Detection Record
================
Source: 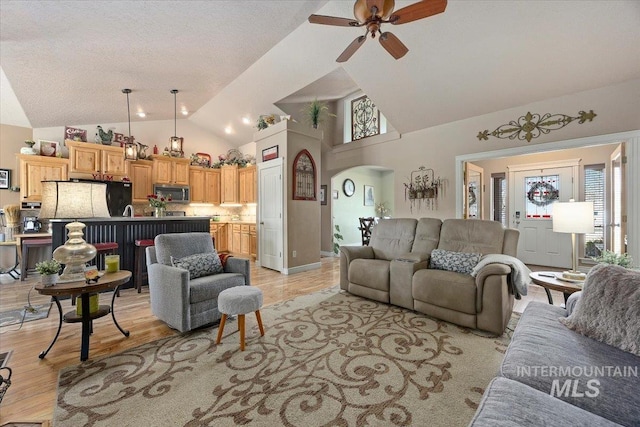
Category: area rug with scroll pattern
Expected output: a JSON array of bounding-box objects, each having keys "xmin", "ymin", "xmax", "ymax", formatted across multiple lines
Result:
[{"xmin": 55, "ymin": 286, "xmax": 517, "ymax": 426}]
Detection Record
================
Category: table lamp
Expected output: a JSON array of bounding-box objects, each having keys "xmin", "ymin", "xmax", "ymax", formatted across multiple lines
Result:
[
  {"xmin": 39, "ymin": 181, "xmax": 111, "ymax": 282},
  {"xmin": 552, "ymin": 199, "xmax": 594, "ymax": 281}
]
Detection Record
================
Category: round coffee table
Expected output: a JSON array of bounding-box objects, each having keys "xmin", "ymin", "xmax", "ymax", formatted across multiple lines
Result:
[{"xmin": 529, "ymin": 271, "xmax": 583, "ymax": 305}]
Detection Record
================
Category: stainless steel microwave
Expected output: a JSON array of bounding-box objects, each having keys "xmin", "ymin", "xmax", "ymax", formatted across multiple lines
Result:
[{"xmin": 153, "ymin": 184, "xmax": 190, "ymax": 203}]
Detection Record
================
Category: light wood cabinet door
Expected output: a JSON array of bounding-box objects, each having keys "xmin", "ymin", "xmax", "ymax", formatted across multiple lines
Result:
[
  {"xmin": 69, "ymin": 143, "xmax": 100, "ymax": 174},
  {"xmin": 129, "ymin": 160, "xmax": 153, "ymax": 203},
  {"xmin": 190, "ymin": 168, "xmax": 205, "ymax": 203},
  {"xmin": 250, "ymin": 225, "xmax": 257, "ymax": 259},
  {"xmin": 174, "ymin": 160, "xmax": 190, "ymax": 185},
  {"xmin": 101, "ymin": 148, "xmax": 127, "ymax": 176},
  {"xmin": 152, "ymin": 156, "xmax": 190, "ymax": 185},
  {"xmin": 221, "ymin": 165, "xmax": 239, "ymax": 204},
  {"xmin": 206, "ymin": 169, "xmax": 221, "ymax": 204},
  {"xmin": 231, "ymin": 224, "xmax": 242, "ymax": 253},
  {"xmin": 217, "ymin": 223, "xmax": 228, "ymax": 252},
  {"xmin": 240, "ymin": 231, "xmax": 250, "ymax": 255},
  {"xmin": 238, "ymin": 166, "xmax": 257, "ymax": 204},
  {"xmin": 18, "ymin": 155, "xmax": 69, "ymax": 202},
  {"xmin": 152, "ymin": 157, "xmax": 173, "ymax": 184}
]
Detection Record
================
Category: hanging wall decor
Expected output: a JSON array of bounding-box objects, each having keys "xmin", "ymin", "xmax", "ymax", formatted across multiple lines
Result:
[
  {"xmin": 403, "ymin": 166, "xmax": 443, "ymax": 212},
  {"xmin": 292, "ymin": 149, "xmax": 317, "ymax": 201},
  {"xmin": 351, "ymin": 95, "xmax": 380, "ymax": 141},
  {"xmin": 477, "ymin": 110, "xmax": 596, "ymax": 143}
]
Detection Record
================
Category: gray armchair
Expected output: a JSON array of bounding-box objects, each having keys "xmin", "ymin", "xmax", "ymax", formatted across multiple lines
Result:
[{"xmin": 146, "ymin": 232, "xmax": 250, "ymax": 332}]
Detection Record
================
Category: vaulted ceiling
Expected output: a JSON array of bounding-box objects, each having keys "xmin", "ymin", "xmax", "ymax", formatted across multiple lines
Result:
[{"xmin": 2, "ymin": 1, "xmax": 639, "ymax": 146}]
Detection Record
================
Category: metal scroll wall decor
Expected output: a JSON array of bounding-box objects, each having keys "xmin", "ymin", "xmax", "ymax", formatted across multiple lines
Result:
[
  {"xmin": 403, "ymin": 166, "xmax": 443, "ymax": 212},
  {"xmin": 477, "ymin": 110, "xmax": 597, "ymax": 143},
  {"xmin": 351, "ymin": 95, "xmax": 380, "ymax": 141},
  {"xmin": 292, "ymin": 149, "xmax": 317, "ymax": 201}
]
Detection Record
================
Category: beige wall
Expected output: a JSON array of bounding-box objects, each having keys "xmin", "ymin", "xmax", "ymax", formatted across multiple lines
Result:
[
  {"xmin": 324, "ymin": 79, "xmax": 640, "ymax": 221},
  {"xmin": 0, "ymin": 124, "xmax": 31, "ymax": 208}
]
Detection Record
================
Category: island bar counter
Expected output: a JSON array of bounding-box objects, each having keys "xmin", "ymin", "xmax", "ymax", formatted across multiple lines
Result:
[{"xmin": 50, "ymin": 217, "xmax": 210, "ymax": 290}]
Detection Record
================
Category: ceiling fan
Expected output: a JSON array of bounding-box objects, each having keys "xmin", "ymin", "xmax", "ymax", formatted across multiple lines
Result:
[{"xmin": 309, "ymin": 0, "xmax": 447, "ymax": 62}]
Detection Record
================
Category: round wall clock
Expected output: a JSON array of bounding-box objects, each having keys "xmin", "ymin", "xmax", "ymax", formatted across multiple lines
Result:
[{"xmin": 343, "ymin": 179, "xmax": 355, "ymax": 197}]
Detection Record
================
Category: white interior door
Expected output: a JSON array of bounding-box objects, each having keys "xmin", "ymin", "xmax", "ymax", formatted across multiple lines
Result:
[
  {"xmin": 258, "ymin": 159, "xmax": 283, "ymax": 272},
  {"xmin": 609, "ymin": 144, "xmax": 626, "ymax": 253},
  {"xmin": 464, "ymin": 162, "xmax": 484, "ymax": 219},
  {"xmin": 509, "ymin": 161, "xmax": 578, "ymax": 267}
]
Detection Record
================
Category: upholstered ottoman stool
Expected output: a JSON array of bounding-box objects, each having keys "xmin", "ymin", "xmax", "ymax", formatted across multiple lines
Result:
[{"xmin": 216, "ymin": 286, "xmax": 265, "ymax": 351}]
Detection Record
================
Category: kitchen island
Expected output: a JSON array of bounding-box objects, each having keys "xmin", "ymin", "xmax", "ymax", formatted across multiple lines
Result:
[{"xmin": 50, "ymin": 217, "xmax": 211, "ymax": 290}]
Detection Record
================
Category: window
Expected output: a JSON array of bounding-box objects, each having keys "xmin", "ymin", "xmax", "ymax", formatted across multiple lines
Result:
[
  {"xmin": 342, "ymin": 92, "xmax": 387, "ymax": 143},
  {"xmin": 491, "ymin": 173, "xmax": 507, "ymax": 226},
  {"xmin": 584, "ymin": 164, "xmax": 605, "ymax": 257}
]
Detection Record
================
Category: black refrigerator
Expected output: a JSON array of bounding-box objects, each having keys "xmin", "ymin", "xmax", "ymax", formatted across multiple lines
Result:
[{"xmin": 73, "ymin": 179, "xmax": 132, "ymax": 217}]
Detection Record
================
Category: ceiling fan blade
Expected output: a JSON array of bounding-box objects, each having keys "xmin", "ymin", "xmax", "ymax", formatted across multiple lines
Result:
[
  {"xmin": 336, "ymin": 35, "xmax": 367, "ymax": 63},
  {"xmin": 309, "ymin": 14, "xmax": 359, "ymax": 27},
  {"xmin": 379, "ymin": 32, "xmax": 409, "ymax": 59},
  {"xmin": 390, "ymin": 0, "xmax": 447, "ymax": 25}
]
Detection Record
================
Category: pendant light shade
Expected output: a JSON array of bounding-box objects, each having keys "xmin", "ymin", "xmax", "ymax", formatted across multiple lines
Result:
[
  {"xmin": 122, "ymin": 88, "xmax": 138, "ymax": 160},
  {"xmin": 170, "ymin": 89, "xmax": 183, "ymax": 155}
]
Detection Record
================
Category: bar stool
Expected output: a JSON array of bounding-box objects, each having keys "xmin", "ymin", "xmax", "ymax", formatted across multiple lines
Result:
[
  {"xmin": 134, "ymin": 239, "xmax": 154, "ymax": 293},
  {"xmin": 21, "ymin": 237, "xmax": 53, "ymax": 281}
]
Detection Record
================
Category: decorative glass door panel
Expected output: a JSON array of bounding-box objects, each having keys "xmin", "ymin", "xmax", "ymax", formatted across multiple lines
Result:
[{"xmin": 524, "ymin": 174, "xmax": 559, "ymax": 219}]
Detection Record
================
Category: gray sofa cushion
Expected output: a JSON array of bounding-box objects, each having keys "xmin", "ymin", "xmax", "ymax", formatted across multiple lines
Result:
[
  {"xmin": 349, "ymin": 258, "xmax": 390, "ymax": 291},
  {"xmin": 429, "ymin": 248, "xmax": 482, "ymax": 274},
  {"xmin": 501, "ymin": 302, "xmax": 640, "ymax": 426},
  {"xmin": 411, "ymin": 217, "xmax": 442, "ymax": 254},
  {"xmin": 155, "ymin": 232, "xmax": 214, "ymax": 266},
  {"xmin": 370, "ymin": 218, "xmax": 417, "ymax": 260},
  {"xmin": 172, "ymin": 251, "xmax": 223, "ymax": 279},
  {"xmin": 560, "ymin": 264, "xmax": 640, "ymax": 356},
  {"xmin": 469, "ymin": 377, "xmax": 621, "ymax": 427},
  {"xmin": 189, "ymin": 273, "xmax": 246, "ymax": 304},
  {"xmin": 413, "ymin": 269, "xmax": 477, "ymax": 314},
  {"xmin": 438, "ymin": 219, "xmax": 505, "ymax": 254}
]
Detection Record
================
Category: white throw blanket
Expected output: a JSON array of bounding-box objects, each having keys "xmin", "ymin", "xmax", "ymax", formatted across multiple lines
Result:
[{"xmin": 471, "ymin": 254, "xmax": 531, "ymax": 298}]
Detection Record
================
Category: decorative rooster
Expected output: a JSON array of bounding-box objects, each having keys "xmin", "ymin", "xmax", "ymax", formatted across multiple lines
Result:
[{"xmin": 96, "ymin": 125, "xmax": 113, "ymax": 144}]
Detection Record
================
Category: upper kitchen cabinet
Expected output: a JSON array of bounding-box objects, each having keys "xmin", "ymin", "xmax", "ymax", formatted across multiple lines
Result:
[
  {"xmin": 220, "ymin": 164, "xmax": 239, "ymax": 204},
  {"xmin": 152, "ymin": 155, "xmax": 190, "ymax": 185},
  {"xmin": 239, "ymin": 165, "xmax": 257, "ymax": 204},
  {"xmin": 17, "ymin": 154, "xmax": 69, "ymax": 202},
  {"xmin": 67, "ymin": 140, "xmax": 127, "ymax": 180},
  {"xmin": 190, "ymin": 166, "xmax": 221, "ymax": 204},
  {"xmin": 129, "ymin": 160, "xmax": 153, "ymax": 203}
]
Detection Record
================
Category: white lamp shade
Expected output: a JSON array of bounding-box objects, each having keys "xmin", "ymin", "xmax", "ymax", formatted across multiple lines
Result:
[
  {"xmin": 40, "ymin": 181, "xmax": 111, "ymax": 219},
  {"xmin": 552, "ymin": 200, "xmax": 594, "ymax": 234}
]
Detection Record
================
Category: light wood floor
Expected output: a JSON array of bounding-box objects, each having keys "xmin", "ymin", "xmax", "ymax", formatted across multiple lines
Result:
[{"xmin": 0, "ymin": 257, "xmax": 565, "ymax": 424}]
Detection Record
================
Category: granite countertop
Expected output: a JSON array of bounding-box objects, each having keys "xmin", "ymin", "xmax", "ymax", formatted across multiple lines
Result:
[{"xmin": 210, "ymin": 220, "xmax": 256, "ymax": 225}]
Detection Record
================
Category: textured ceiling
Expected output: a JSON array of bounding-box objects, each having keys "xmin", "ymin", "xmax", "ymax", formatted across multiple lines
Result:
[{"xmin": 2, "ymin": 1, "xmax": 640, "ymax": 147}]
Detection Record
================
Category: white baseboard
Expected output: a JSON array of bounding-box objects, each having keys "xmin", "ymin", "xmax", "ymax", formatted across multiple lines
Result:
[{"xmin": 282, "ymin": 262, "xmax": 321, "ymax": 275}]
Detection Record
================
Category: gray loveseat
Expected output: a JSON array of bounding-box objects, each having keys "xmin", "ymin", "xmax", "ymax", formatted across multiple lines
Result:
[
  {"xmin": 146, "ymin": 232, "xmax": 250, "ymax": 332},
  {"xmin": 340, "ymin": 218, "xmax": 520, "ymax": 335},
  {"xmin": 470, "ymin": 299, "xmax": 639, "ymax": 426}
]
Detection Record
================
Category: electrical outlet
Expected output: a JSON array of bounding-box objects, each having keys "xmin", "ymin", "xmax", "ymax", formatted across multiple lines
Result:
[{"xmin": 292, "ymin": 250, "xmax": 297, "ymax": 258}]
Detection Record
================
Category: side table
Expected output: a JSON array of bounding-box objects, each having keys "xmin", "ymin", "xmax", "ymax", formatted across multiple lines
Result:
[
  {"xmin": 35, "ymin": 270, "xmax": 132, "ymax": 361},
  {"xmin": 529, "ymin": 271, "xmax": 583, "ymax": 305}
]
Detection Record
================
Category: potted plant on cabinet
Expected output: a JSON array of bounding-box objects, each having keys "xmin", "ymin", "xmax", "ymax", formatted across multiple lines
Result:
[
  {"xmin": 35, "ymin": 259, "xmax": 61, "ymax": 287},
  {"xmin": 303, "ymin": 98, "xmax": 335, "ymax": 129}
]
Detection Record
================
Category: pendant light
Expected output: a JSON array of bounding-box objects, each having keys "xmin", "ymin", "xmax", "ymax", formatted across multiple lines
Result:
[
  {"xmin": 169, "ymin": 89, "xmax": 183, "ymax": 155},
  {"xmin": 122, "ymin": 88, "xmax": 138, "ymax": 160}
]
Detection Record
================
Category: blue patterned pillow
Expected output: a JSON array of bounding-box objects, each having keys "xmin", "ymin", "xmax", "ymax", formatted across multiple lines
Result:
[
  {"xmin": 171, "ymin": 251, "xmax": 223, "ymax": 279},
  {"xmin": 429, "ymin": 249, "xmax": 482, "ymax": 275}
]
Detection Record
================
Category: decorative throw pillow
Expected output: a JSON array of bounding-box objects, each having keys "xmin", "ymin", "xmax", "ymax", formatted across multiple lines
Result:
[
  {"xmin": 171, "ymin": 251, "xmax": 223, "ymax": 279},
  {"xmin": 429, "ymin": 248, "xmax": 482, "ymax": 275},
  {"xmin": 559, "ymin": 263, "xmax": 640, "ymax": 356}
]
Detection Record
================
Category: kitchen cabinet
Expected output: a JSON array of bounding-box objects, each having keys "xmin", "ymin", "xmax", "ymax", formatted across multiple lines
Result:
[
  {"xmin": 220, "ymin": 165, "xmax": 239, "ymax": 204},
  {"xmin": 190, "ymin": 167, "xmax": 220, "ymax": 204},
  {"xmin": 152, "ymin": 155, "xmax": 190, "ymax": 185},
  {"xmin": 239, "ymin": 165, "xmax": 257, "ymax": 204},
  {"xmin": 67, "ymin": 140, "xmax": 127, "ymax": 180},
  {"xmin": 250, "ymin": 225, "xmax": 257, "ymax": 259},
  {"xmin": 227, "ymin": 222, "xmax": 255, "ymax": 257},
  {"xmin": 17, "ymin": 155, "xmax": 69, "ymax": 202},
  {"xmin": 209, "ymin": 222, "xmax": 228, "ymax": 252},
  {"xmin": 129, "ymin": 160, "xmax": 153, "ymax": 203}
]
